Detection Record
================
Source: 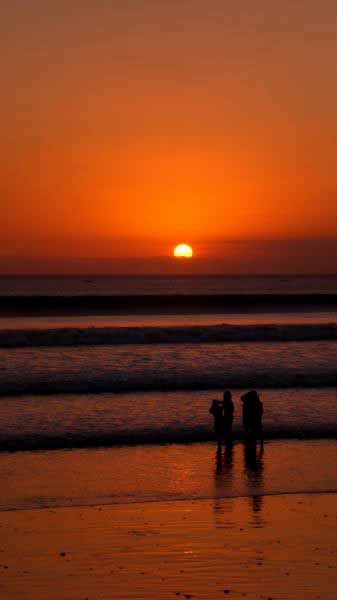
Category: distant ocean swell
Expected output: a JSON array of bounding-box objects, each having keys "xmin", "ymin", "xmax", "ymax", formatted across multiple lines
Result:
[
  {"xmin": 2, "ymin": 323, "xmax": 337, "ymax": 348},
  {"xmin": 1, "ymin": 293, "xmax": 337, "ymax": 315}
]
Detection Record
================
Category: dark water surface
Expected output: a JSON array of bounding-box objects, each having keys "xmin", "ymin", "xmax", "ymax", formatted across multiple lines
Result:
[
  {"xmin": 0, "ymin": 388, "xmax": 336, "ymax": 451},
  {"xmin": 1, "ymin": 274, "xmax": 337, "ymax": 296},
  {"xmin": 1, "ymin": 341, "xmax": 336, "ymax": 397}
]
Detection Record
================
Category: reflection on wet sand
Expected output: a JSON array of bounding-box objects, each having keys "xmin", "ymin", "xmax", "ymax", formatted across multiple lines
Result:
[
  {"xmin": 243, "ymin": 441, "xmax": 265, "ymax": 525},
  {"xmin": 213, "ymin": 440, "xmax": 265, "ymax": 526},
  {"xmin": 214, "ymin": 442, "xmax": 234, "ymax": 485},
  {"xmin": 213, "ymin": 442, "xmax": 235, "ymax": 521}
]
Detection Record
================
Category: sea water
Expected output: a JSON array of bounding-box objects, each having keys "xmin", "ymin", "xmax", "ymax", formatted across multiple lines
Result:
[{"xmin": 0, "ymin": 275, "xmax": 336, "ymax": 509}]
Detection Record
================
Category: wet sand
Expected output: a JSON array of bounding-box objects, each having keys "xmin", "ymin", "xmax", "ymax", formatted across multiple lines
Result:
[
  {"xmin": 1, "ymin": 440, "xmax": 337, "ymax": 510},
  {"xmin": 1, "ymin": 492, "xmax": 337, "ymax": 599}
]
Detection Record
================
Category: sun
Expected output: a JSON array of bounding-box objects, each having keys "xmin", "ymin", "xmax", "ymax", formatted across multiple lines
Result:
[{"xmin": 173, "ymin": 243, "xmax": 193, "ymax": 258}]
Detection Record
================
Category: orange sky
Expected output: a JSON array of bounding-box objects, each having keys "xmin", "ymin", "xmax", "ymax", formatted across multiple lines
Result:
[{"xmin": 1, "ymin": 1, "xmax": 337, "ymax": 273}]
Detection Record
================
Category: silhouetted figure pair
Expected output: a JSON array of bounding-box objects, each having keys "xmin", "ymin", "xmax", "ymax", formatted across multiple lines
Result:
[
  {"xmin": 209, "ymin": 390, "xmax": 234, "ymax": 447},
  {"xmin": 241, "ymin": 390, "xmax": 263, "ymax": 443},
  {"xmin": 210, "ymin": 389, "xmax": 264, "ymax": 445}
]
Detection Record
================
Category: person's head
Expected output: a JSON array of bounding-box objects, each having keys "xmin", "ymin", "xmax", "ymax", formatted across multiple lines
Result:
[
  {"xmin": 223, "ymin": 390, "xmax": 232, "ymax": 403},
  {"xmin": 241, "ymin": 390, "xmax": 257, "ymax": 403}
]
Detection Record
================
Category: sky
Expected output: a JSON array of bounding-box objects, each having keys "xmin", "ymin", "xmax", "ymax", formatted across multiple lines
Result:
[{"xmin": 1, "ymin": 0, "xmax": 337, "ymax": 273}]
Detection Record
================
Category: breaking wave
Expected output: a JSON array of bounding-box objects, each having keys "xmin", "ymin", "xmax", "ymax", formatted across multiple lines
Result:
[{"xmin": 1, "ymin": 371, "xmax": 337, "ymax": 397}]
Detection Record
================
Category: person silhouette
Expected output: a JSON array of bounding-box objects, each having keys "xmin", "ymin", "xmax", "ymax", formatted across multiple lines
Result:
[
  {"xmin": 241, "ymin": 390, "xmax": 263, "ymax": 443},
  {"xmin": 222, "ymin": 390, "xmax": 234, "ymax": 443},
  {"xmin": 210, "ymin": 391, "xmax": 235, "ymax": 447},
  {"xmin": 209, "ymin": 399, "xmax": 224, "ymax": 447}
]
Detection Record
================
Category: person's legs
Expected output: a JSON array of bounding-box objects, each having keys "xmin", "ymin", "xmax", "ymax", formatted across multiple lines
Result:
[
  {"xmin": 224, "ymin": 419, "xmax": 233, "ymax": 446},
  {"xmin": 214, "ymin": 423, "xmax": 223, "ymax": 448},
  {"xmin": 253, "ymin": 418, "xmax": 263, "ymax": 444}
]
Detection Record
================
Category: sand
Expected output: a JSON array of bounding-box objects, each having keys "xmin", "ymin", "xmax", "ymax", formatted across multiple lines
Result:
[
  {"xmin": 2, "ymin": 440, "xmax": 337, "ymax": 511},
  {"xmin": 1, "ymin": 492, "xmax": 336, "ymax": 600}
]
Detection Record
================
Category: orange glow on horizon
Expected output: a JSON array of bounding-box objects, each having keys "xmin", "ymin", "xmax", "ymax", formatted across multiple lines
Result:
[{"xmin": 1, "ymin": 1, "xmax": 337, "ymax": 273}]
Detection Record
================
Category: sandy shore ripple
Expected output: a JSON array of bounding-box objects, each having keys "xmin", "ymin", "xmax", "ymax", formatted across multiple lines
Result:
[{"xmin": 1, "ymin": 493, "xmax": 337, "ymax": 599}]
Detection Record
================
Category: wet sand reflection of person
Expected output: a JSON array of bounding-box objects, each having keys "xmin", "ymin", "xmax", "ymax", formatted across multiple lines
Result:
[
  {"xmin": 213, "ymin": 441, "xmax": 235, "ymax": 523},
  {"xmin": 243, "ymin": 439, "xmax": 265, "ymax": 523},
  {"xmin": 210, "ymin": 391, "xmax": 235, "ymax": 509},
  {"xmin": 240, "ymin": 389, "xmax": 264, "ymax": 517},
  {"xmin": 215, "ymin": 438, "xmax": 234, "ymax": 476}
]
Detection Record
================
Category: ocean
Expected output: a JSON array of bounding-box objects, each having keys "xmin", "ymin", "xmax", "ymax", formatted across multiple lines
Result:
[
  {"xmin": 2, "ymin": 273, "xmax": 337, "ymax": 296},
  {"xmin": 0, "ymin": 274, "xmax": 337, "ymax": 510}
]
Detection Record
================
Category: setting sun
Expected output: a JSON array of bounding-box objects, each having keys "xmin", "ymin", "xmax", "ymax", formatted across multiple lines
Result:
[{"xmin": 173, "ymin": 243, "xmax": 193, "ymax": 258}]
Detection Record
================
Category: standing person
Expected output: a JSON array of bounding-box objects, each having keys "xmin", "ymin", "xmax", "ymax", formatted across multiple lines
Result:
[
  {"xmin": 209, "ymin": 399, "xmax": 225, "ymax": 447},
  {"xmin": 254, "ymin": 391, "xmax": 264, "ymax": 444},
  {"xmin": 241, "ymin": 391, "xmax": 252, "ymax": 437},
  {"xmin": 222, "ymin": 390, "xmax": 234, "ymax": 443},
  {"xmin": 241, "ymin": 390, "xmax": 263, "ymax": 442}
]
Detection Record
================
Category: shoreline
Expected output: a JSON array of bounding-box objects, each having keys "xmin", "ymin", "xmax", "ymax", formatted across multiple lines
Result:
[
  {"xmin": 2, "ymin": 439, "xmax": 337, "ymax": 512},
  {"xmin": 2, "ymin": 487, "xmax": 337, "ymax": 514},
  {"xmin": 1, "ymin": 430, "xmax": 337, "ymax": 453}
]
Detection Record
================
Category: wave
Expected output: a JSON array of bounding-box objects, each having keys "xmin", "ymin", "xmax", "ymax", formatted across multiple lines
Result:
[
  {"xmin": 1, "ymin": 426, "xmax": 337, "ymax": 452},
  {"xmin": 2, "ymin": 323, "xmax": 337, "ymax": 348},
  {"xmin": 1, "ymin": 372, "xmax": 337, "ymax": 397}
]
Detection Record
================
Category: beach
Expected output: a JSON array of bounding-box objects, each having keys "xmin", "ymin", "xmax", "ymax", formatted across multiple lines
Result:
[
  {"xmin": 1, "ymin": 440, "xmax": 337, "ymax": 510},
  {"xmin": 1, "ymin": 440, "xmax": 337, "ymax": 598},
  {"xmin": 3, "ymin": 0, "xmax": 337, "ymax": 589},
  {"xmin": 1, "ymin": 492, "xmax": 337, "ymax": 600},
  {"xmin": 0, "ymin": 275, "xmax": 336, "ymax": 598}
]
